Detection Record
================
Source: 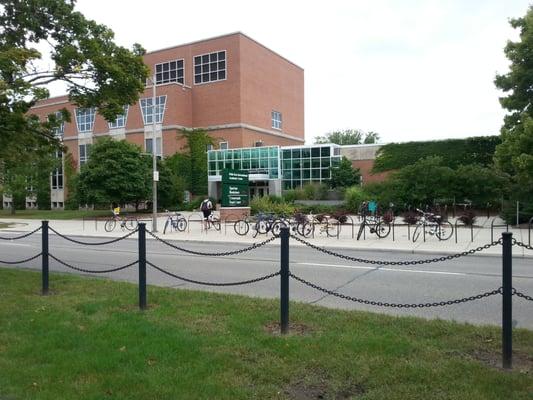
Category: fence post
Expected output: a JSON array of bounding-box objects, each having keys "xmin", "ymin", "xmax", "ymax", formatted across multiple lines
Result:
[
  {"xmin": 502, "ymin": 232, "xmax": 513, "ymax": 369},
  {"xmin": 280, "ymin": 226, "xmax": 290, "ymax": 334},
  {"xmin": 41, "ymin": 220, "xmax": 49, "ymax": 295},
  {"xmin": 138, "ymin": 223, "xmax": 147, "ymax": 310}
]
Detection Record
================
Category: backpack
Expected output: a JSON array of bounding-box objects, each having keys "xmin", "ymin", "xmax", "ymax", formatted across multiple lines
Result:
[{"xmin": 201, "ymin": 199, "xmax": 211, "ymax": 211}]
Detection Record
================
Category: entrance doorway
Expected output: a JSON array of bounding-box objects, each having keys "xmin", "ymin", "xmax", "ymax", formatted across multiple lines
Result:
[{"xmin": 249, "ymin": 181, "xmax": 269, "ymax": 198}]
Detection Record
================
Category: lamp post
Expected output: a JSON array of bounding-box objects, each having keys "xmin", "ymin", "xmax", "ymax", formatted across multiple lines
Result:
[{"xmin": 151, "ymin": 74, "xmax": 159, "ymax": 232}]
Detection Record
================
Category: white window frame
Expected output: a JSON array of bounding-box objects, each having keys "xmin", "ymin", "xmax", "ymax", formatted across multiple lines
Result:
[
  {"xmin": 219, "ymin": 141, "xmax": 229, "ymax": 150},
  {"xmin": 75, "ymin": 108, "xmax": 96, "ymax": 133},
  {"xmin": 79, "ymin": 144, "xmax": 91, "ymax": 166},
  {"xmin": 272, "ymin": 111, "xmax": 282, "ymax": 130},
  {"xmin": 193, "ymin": 50, "xmax": 227, "ymax": 85},
  {"xmin": 155, "ymin": 59, "xmax": 185, "ymax": 85},
  {"xmin": 51, "ymin": 150, "xmax": 63, "ymax": 189},
  {"xmin": 51, "ymin": 111, "xmax": 64, "ymax": 138},
  {"xmin": 140, "ymin": 96, "xmax": 167, "ymax": 125},
  {"xmin": 145, "ymin": 137, "xmax": 162, "ymax": 157},
  {"xmin": 108, "ymin": 106, "xmax": 129, "ymax": 129}
]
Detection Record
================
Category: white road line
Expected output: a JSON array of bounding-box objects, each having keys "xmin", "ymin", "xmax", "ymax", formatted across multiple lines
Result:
[
  {"xmin": 0, "ymin": 242, "xmax": 32, "ymax": 247},
  {"xmin": 297, "ymin": 262, "xmax": 467, "ymax": 276}
]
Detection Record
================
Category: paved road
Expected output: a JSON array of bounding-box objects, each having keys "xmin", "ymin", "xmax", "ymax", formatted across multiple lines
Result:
[{"xmin": 1, "ymin": 232, "xmax": 532, "ymax": 328}]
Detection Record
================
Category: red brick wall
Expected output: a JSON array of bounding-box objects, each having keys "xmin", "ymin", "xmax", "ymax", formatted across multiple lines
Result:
[{"xmin": 351, "ymin": 160, "xmax": 390, "ymax": 184}]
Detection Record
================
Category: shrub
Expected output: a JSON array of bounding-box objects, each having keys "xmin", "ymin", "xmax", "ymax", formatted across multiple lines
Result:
[
  {"xmin": 250, "ymin": 196, "xmax": 295, "ymax": 216},
  {"xmin": 402, "ymin": 211, "xmax": 419, "ymax": 225},
  {"xmin": 344, "ymin": 186, "xmax": 367, "ymax": 213},
  {"xmin": 300, "ymin": 182, "xmax": 329, "ymax": 200},
  {"xmin": 295, "ymin": 204, "xmax": 339, "ymax": 215},
  {"xmin": 458, "ymin": 210, "xmax": 477, "ymax": 226}
]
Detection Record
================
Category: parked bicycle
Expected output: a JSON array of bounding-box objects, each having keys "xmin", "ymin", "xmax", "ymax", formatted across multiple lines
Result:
[
  {"xmin": 104, "ymin": 207, "xmax": 138, "ymax": 232},
  {"xmin": 252, "ymin": 212, "xmax": 283, "ymax": 238},
  {"xmin": 297, "ymin": 213, "xmax": 340, "ymax": 238},
  {"xmin": 205, "ymin": 213, "xmax": 221, "ymax": 231},
  {"xmin": 163, "ymin": 211, "xmax": 187, "ymax": 234},
  {"xmin": 412, "ymin": 208, "xmax": 453, "ymax": 242},
  {"xmin": 357, "ymin": 214, "xmax": 391, "ymax": 240}
]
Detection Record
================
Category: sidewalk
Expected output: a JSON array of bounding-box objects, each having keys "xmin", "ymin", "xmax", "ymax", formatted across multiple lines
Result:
[{"xmin": 1, "ymin": 213, "xmax": 531, "ymax": 258}]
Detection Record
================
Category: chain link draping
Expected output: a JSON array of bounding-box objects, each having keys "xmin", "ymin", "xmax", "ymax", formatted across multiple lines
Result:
[
  {"xmin": 513, "ymin": 288, "xmax": 533, "ymax": 302},
  {"xmin": 49, "ymin": 226, "xmax": 138, "ymax": 245},
  {"xmin": 0, "ymin": 226, "xmax": 42, "ymax": 241},
  {"xmin": 147, "ymin": 231, "xmax": 277, "ymax": 256},
  {"xmin": 147, "ymin": 260, "xmax": 280, "ymax": 286},
  {"xmin": 513, "ymin": 239, "xmax": 533, "ymax": 251},
  {"xmin": 0, "ymin": 253, "xmax": 42, "ymax": 265},
  {"xmin": 290, "ymin": 272, "xmax": 502, "ymax": 308},
  {"xmin": 290, "ymin": 234, "xmax": 501, "ymax": 265},
  {"xmin": 49, "ymin": 253, "xmax": 137, "ymax": 274}
]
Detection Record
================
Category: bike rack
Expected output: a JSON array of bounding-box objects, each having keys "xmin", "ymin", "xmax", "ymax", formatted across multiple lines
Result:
[
  {"xmin": 391, "ymin": 219, "xmax": 395, "ymax": 241},
  {"xmin": 490, "ymin": 217, "xmax": 509, "ymax": 243},
  {"xmin": 223, "ymin": 213, "xmax": 246, "ymax": 235},
  {"xmin": 407, "ymin": 223, "xmax": 410, "ymax": 241},
  {"xmin": 344, "ymin": 215, "xmax": 355, "ymax": 239},
  {"xmin": 187, "ymin": 213, "xmax": 204, "ymax": 233},
  {"xmin": 529, "ymin": 217, "xmax": 533, "ymax": 246}
]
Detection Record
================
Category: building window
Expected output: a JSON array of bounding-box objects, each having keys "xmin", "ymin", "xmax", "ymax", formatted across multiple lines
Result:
[
  {"xmin": 109, "ymin": 106, "xmax": 129, "ymax": 129},
  {"xmin": 52, "ymin": 151, "xmax": 63, "ymax": 189},
  {"xmin": 79, "ymin": 144, "xmax": 91, "ymax": 166},
  {"xmin": 194, "ymin": 50, "xmax": 226, "ymax": 84},
  {"xmin": 155, "ymin": 59, "xmax": 184, "ymax": 85},
  {"xmin": 272, "ymin": 111, "xmax": 282, "ymax": 130},
  {"xmin": 140, "ymin": 96, "xmax": 166, "ymax": 125},
  {"xmin": 206, "ymin": 144, "xmax": 213, "ymax": 151},
  {"xmin": 145, "ymin": 137, "xmax": 162, "ymax": 156},
  {"xmin": 52, "ymin": 111, "xmax": 64, "ymax": 138},
  {"xmin": 75, "ymin": 108, "xmax": 96, "ymax": 133},
  {"xmin": 219, "ymin": 141, "xmax": 228, "ymax": 150}
]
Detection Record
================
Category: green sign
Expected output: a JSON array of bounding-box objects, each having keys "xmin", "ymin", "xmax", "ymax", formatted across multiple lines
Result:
[{"xmin": 222, "ymin": 169, "xmax": 249, "ymax": 207}]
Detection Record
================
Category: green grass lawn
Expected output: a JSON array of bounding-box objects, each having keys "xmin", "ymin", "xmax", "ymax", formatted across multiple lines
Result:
[
  {"xmin": 0, "ymin": 268, "xmax": 531, "ymax": 400},
  {"xmin": 0, "ymin": 209, "xmax": 112, "ymax": 220}
]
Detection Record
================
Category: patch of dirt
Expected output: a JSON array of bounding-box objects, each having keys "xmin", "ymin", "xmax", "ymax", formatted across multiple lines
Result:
[
  {"xmin": 469, "ymin": 349, "xmax": 533, "ymax": 373},
  {"xmin": 284, "ymin": 371, "xmax": 366, "ymax": 400},
  {"xmin": 264, "ymin": 321, "xmax": 314, "ymax": 336}
]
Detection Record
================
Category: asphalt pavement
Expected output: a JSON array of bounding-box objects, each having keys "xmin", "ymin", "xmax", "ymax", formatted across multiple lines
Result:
[{"xmin": 0, "ymin": 231, "xmax": 532, "ymax": 329}]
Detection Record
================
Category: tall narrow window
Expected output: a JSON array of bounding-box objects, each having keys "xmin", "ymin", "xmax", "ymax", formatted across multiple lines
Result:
[
  {"xmin": 52, "ymin": 111, "xmax": 64, "ymax": 138},
  {"xmin": 145, "ymin": 137, "xmax": 162, "ymax": 156},
  {"xmin": 75, "ymin": 108, "xmax": 96, "ymax": 133},
  {"xmin": 194, "ymin": 50, "xmax": 226, "ymax": 84},
  {"xmin": 140, "ymin": 96, "xmax": 167, "ymax": 125},
  {"xmin": 108, "ymin": 106, "xmax": 129, "ymax": 129},
  {"xmin": 79, "ymin": 144, "xmax": 91, "ymax": 166},
  {"xmin": 52, "ymin": 150, "xmax": 63, "ymax": 189},
  {"xmin": 155, "ymin": 59, "xmax": 184, "ymax": 85},
  {"xmin": 272, "ymin": 111, "xmax": 282, "ymax": 130}
]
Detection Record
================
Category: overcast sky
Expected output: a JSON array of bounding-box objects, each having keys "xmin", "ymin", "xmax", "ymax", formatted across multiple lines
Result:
[{"xmin": 51, "ymin": 0, "xmax": 530, "ymax": 144}]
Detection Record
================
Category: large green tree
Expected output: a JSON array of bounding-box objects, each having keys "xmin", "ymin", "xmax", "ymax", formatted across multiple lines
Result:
[
  {"xmin": 329, "ymin": 157, "xmax": 361, "ymax": 188},
  {"xmin": 76, "ymin": 138, "xmax": 151, "ymax": 207},
  {"xmin": 315, "ymin": 129, "xmax": 380, "ymax": 145},
  {"xmin": 494, "ymin": 6, "xmax": 533, "ymax": 220},
  {"xmin": 0, "ymin": 0, "xmax": 149, "ymax": 164}
]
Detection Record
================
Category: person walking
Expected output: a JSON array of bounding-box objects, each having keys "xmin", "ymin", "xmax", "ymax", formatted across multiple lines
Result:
[{"xmin": 200, "ymin": 198, "xmax": 213, "ymax": 230}]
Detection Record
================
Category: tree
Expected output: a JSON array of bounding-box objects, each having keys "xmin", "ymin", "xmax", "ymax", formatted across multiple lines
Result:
[
  {"xmin": 329, "ymin": 157, "xmax": 361, "ymax": 188},
  {"xmin": 494, "ymin": 6, "xmax": 533, "ymax": 219},
  {"xmin": 314, "ymin": 129, "xmax": 380, "ymax": 145},
  {"xmin": 76, "ymin": 138, "xmax": 150, "ymax": 207},
  {"xmin": 0, "ymin": 0, "xmax": 149, "ymax": 163}
]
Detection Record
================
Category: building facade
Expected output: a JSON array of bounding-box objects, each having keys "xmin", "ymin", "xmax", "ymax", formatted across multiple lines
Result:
[{"xmin": 14, "ymin": 32, "xmax": 304, "ymax": 209}]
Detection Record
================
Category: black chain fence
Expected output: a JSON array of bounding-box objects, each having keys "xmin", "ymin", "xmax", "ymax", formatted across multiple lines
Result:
[
  {"xmin": 514, "ymin": 289, "xmax": 533, "ymax": 302},
  {"xmin": 0, "ymin": 253, "xmax": 43, "ymax": 265},
  {"xmin": 147, "ymin": 231, "xmax": 277, "ymax": 257},
  {"xmin": 147, "ymin": 260, "xmax": 280, "ymax": 286},
  {"xmin": 290, "ymin": 272, "xmax": 502, "ymax": 308},
  {"xmin": 513, "ymin": 239, "xmax": 533, "ymax": 251},
  {"xmin": 49, "ymin": 226, "xmax": 138, "ymax": 246},
  {"xmin": 290, "ymin": 234, "xmax": 501, "ymax": 265},
  {"xmin": 49, "ymin": 254, "xmax": 138, "ymax": 274},
  {"xmin": 0, "ymin": 226, "xmax": 42, "ymax": 241}
]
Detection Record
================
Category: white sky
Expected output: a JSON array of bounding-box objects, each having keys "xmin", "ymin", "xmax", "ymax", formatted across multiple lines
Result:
[{"xmin": 49, "ymin": 0, "xmax": 530, "ymax": 144}]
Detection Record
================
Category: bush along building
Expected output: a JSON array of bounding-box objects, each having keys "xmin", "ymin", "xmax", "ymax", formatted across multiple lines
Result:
[{"xmin": 10, "ymin": 32, "xmax": 305, "ymax": 209}]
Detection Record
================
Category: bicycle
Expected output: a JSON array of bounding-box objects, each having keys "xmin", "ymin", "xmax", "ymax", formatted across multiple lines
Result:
[
  {"xmin": 234, "ymin": 218, "xmax": 250, "ymax": 236},
  {"xmin": 412, "ymin": 208, "xmax": 453, "ymax": 242},
  {"xmin": 297, "ymin": 213, "xmax": 340, "ymax": 238},
  {"xmin": 104, "ymin": 210, "xmax": 138, "ymax": 232},
  {"xmin": 163, "ymin": 211, "xmax": 187, "ymax": 234},
  {"xmin": 252, "ymin": 212, "xmax": 283, "ymax": 238},
  {"xmin": 356, "ymin": 214, "xmax": 391, "ymax": 240},
  {"xmin": 204, "ymin": 213, "xmax": 221, "ymax": 231}
]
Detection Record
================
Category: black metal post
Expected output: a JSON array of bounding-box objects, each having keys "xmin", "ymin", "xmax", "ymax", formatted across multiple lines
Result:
[
  {"xmin": 502, "ymin": 232, "xmax": 513, "ymax": 369},
  {"xmin": 41, "ymin": 220, "xmax": 49, "ymax": 295},
  {"xmin": 138, "ymin": 223, "xmax": 147, "ymax": 310},
  {"xmin": 280, "ymin": 226, "xmax": 290, "ymax": 334}
]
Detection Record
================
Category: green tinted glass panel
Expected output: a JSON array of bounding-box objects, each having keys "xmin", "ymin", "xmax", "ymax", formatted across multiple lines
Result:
[
  {"xmin": 260, "ymin": 148, "xmax": 268, "ymax": 158},
  {"xmin": 292, "ymin": 149, "xmax": 301, "ymax": 158},
  {"xmin": 302, "ymin": 148, "xmax": 311, "ymax": 158},
  {"xmin": 251, "ymin": 159, "xmax": 259, "ymax": 169},
  {"xmin": 269, "ymin": 147, "xmax": 278, "ymax": 157},
  {"xmin": 282, "ymin": 160, "xmax": 291, "ymax": 170},
  {"xmin": 283, "ymin": 171, "xmax": 291, "ymax": 179},
  {"xmin": 282, "ymin": 150, "xmax": 291, "ymax": 159},
  {"xmin": 321, "ymin": 158, "xmax": 330, "ymax": 167},
  {"xmin": 321, "ymin": 168, "xmax": 329, "ymax": 178},
  {"xmin": 250, "ymin": 149, "xmax": 260, "ymax": 158},
  {"xmin": 312, "ymin": 159, "xmax": 321, "ymax": 168},
  {"xmin": 312, "ymin": 169, "xmax": 320, "ymax": 178},
  {"xmin": 311, "ymin": 147, "xmax": 320, "ymax": 157},
  {"xmin": 303, "ymin": 159, "xmax": 310, "ymax": 168},
  {"xmin": 283, "ymin": 181, "xmax": 291, "ymax": 190},
  {"xmin": 293, "ymin": 170, "xmax": 301, "ymax": 179},
  {"xmin": 242, "ymin": 149, "xmax": 250, "ymax": 158},
  {"xmin": 271, "ymin": 158, "xmax": 278, "ymax": 168},
  {"xmin": 260, "ymin": 159, "xmax": 268, "ymax": 169},
  {"xmin": 270, "ymin": 170, "xmax": 278, "ymax": 178},
  {"xmin": 303, "ymin": 169, "xmax": 310, "ymax": 179},
  {"xmin": 321, "ymin": 147, "xmax": 330, "ymax": 157},
  {"xmin": 208, "ymin": 152, "xmax": 215, "ymax": 161},
  {"xmin": 242, "ymin": 160, "xmax": 250, "ymax": 169}
]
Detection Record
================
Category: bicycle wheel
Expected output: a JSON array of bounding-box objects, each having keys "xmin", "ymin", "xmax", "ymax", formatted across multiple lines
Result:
[
  {"xmin": 436, "ymin": 221, "xmax": 453, "ymax": 241},
  {"xmin": 326, "ymin": 220, "xmax": 340, "ymax": 237},
  {"xmin": 163, "ymin": 219, "xmax": 170, "ymax": 234},
  {"xmin": 300, "ymin": 222, "xmax": 314, "ymax": 238},
  {"xmin": 257, "ymin": 220, "xmax": 268, "ymax": 234},
  {"xmin": 211, "ymin": 216, "xmax": 221, "ymax": 231},
  {"xmin": 356, "ymin": 222, "xmax": 365, "ymax": 240},
  {"xmin": 125, "ymin": 216, "xmax": 138, "ymax": 231},
  {"xmin": 234, "ymin": 219, "xmax": 249, "ymax": 236},
  {"xmin": 271, "ymin": 220, "xmax": 285, "ymax": 237},
  {"xmin": 375, "ymin": 221, "xmax": 391, "ymax": 238},
  {"xmin": 104, "ymin": 219, "xmax": 116, "ymax": 232},
  {"xmin": 412, "ymin": 224, "xmax": 421, "ymax": 242},
  {"xmin": 177, "ymin": 218, "xmax": 187, "ymax": 232}
]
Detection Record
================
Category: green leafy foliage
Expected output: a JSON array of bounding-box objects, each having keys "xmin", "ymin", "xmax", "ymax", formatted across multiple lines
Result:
[
  {"xmin": 314, "ymin": 129, "xmax": 380, "ymax": 145},
  {"xmin": 329, "ymin": 157, "xmax": 361, "ymax": 188},
  {"xmin": 176, "ymin": 129, "xmax": 213, "ymax": 196},
  {"xmin": 372, "ymin": 136, "xmax": 501, "ymax": 173},
  {"xmin": 76, "ymin": 138, "xmax": 150, "ymax": 207},
  {"xmin": 250, "ymin": 196, "xmax": 295, "ymax": 216},
  {"xmin": 344, "ymin": 186, "xmax": 367, "ymax": 213}
]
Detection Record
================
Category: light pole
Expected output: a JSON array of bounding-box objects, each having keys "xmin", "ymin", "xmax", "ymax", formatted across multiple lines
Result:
[{"xmin": 151, "ymin": 74, "xmax": 159, "ymax": 232}]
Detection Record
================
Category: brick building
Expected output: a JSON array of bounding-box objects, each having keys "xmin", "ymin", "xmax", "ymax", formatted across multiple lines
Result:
[{"xmin": 14, "ymin": 32, "xmax": 304, "ymax": 209}]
